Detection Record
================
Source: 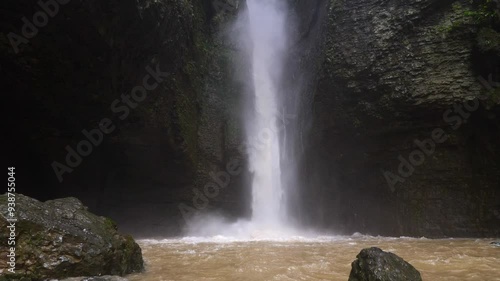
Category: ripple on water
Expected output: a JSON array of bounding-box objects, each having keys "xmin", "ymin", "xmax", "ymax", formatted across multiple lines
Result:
[{"xmin": 129, "ymin": 237, "xmax": 500, "ymax": 281}]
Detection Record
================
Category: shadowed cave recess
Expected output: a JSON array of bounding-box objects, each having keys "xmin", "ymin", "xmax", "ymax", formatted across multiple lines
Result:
[{"xmin": 2, "ymin": 0, "xmax": 499, "ymax": 238}]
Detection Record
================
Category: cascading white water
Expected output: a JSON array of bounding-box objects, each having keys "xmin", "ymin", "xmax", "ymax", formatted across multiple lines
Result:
[
  {"xmin": 184, "ymin": 0, "xmax": 297, "ymax": 238},
  {"xmin": 246, "ymin": 0, "xmax": 288, "ymax": 229}
]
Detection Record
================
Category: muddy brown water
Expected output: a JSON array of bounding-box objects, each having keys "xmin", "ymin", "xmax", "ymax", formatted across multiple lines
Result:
[{"xmin": 128, "ymin": 237, "xmax": 500, "ymax": 281}]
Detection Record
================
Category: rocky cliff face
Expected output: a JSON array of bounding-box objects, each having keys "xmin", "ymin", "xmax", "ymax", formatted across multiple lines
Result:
[
  {"xmin": 290, "ymin": 0, "xmax": 500, "ymax": 237},
  {"xmin": 2, "ymin": 0, "xmax": 249, "ymax": 236},
  {"xmin": 2, "ymin": 0, "xmax": 499, "ymax": 238}
]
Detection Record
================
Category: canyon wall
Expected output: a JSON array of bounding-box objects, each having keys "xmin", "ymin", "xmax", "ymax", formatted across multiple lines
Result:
[
  {"xmin": 290, "ymin": 0, "xmax": 500, "ymax": 237},
  {"xmin": 2, "ymin": 0, "xmax": 249, "ymax": 236},
  {"xmin": 2, "ymin": 0, "xmax": 499, "ymax": 237}
]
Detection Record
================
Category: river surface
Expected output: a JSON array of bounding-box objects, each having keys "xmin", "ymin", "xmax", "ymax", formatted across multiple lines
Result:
[{"xmin": 128, "ymin": 236, "xmax": 499, "ymax": 281}]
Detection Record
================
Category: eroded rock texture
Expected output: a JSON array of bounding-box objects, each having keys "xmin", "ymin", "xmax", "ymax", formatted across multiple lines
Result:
[
  {"xmin": 289, "ymin": 0, "xmax": 500, "ymax": 237},
  {"xmin": 0, "ymin": 194, "xmax": 143, "ymax": 280}
]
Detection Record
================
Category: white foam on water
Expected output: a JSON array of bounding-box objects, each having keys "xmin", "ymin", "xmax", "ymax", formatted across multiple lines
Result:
[{"xmin": 138, "ymin": 233, "xmax": 421, "ymax": 245}]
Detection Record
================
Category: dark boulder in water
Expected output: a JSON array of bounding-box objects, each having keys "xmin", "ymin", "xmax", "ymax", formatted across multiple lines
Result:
[
  {"xmin": 348, "ymin": 247, "xmax": 422, "ymax": 281},
  {"xmin": 491, "ymin": 241, "xmax": 500, "ymax": 247},
  {"xmin": 0, "ymin": 194, "xmax": 143, "ymax": 280}
]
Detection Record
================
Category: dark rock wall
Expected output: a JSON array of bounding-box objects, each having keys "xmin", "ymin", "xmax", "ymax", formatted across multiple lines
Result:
[
  {"xmin": 2, "ymin": 0, "xmax": 499, "ymax": 238},
  {"xmin": 289, "ymin": 0, "xmax": 500, "ymax": 237},
  {"xmin": 2, "ymin": 0, "xmax": 249, "ymax": 237}
]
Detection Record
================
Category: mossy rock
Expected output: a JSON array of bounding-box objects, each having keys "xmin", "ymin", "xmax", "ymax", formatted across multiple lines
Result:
[
  {"xmin": 477, "ymin": 27, "xmax": 500, "ymax": 54},
  {"xmin": 0, "ymin": 194, "xmax": 143, "ymax": 280}
]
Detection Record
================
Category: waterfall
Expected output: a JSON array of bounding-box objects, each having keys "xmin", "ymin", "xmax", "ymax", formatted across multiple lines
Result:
[
  {"xmin": 246, "ymin": 0, "xmax": 289, "ymax": 229},
  {"xmin": 185, "ymin": 0, "xmax": 297, "ymax": 238}
]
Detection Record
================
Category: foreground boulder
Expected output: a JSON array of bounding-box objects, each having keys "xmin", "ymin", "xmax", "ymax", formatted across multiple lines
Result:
[
  {"xmin": 60, "ymin": 277, "xmax": 129, "ymax": 281},
  {"xmin": 0, "ymin": 194, "xmax": 143, "ymax": 280},
  {"xmin": 348, "ymin": 247, "xmax": 422, "ymax": 281}
]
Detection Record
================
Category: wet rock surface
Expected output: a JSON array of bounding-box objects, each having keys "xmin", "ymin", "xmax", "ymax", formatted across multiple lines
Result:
[
  {"xmin": 348, "ymin": 247, "xmax": 422, "ymax": 281},
  {"xmin": 0, "ymin": 194, "xmax": 143, "ymax": 280},
  {"xmin": 290, "ymin": 0, "xmax": 500, "ymax": 237}
]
